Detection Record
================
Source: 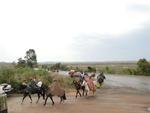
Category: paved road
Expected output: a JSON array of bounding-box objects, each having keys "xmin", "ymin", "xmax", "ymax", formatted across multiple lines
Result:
[
  {"xmin": 59, "ymin": 71, "xmax": 150, "ymax": 92},
  {"xmin": 104, "ymin": 74, "xmax": 150, "ymax": 92}
]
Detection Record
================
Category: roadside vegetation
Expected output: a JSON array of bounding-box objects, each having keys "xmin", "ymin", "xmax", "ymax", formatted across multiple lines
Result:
[
  {"xmin": 0, "ymin": 49, "xmax": 74, "ymax": 93},
  {"xmin": 0, "ymin": 66, "xmax": 74, "ymax": 93}
]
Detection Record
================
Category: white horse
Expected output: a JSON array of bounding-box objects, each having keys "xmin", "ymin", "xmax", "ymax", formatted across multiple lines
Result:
[{"xmin": 81, "ymin": 80, "xmax": 89, "ymax": 95}]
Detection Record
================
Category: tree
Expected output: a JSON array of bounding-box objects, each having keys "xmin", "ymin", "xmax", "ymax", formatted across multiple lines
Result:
[
  {"xmin": 24, "ymin": 49, "xmax": 37, "ymax": 68},
  {"xmin": 50, "ymin": 63, "xmax": 69, "ymax": 71},
  {"xmin": 87, "ymin": 66, "xmax": 96, "ymax": 72},
  {"xmin": 50, "ymin": 63, "xmax": 61, "ymax": 72},
  {"xmin": 17, "ymin": 58, "xmax": 26, "ymax": 67},
  {"xmin": 137, "ymin": 58, "xmax": 150, "ymax": 76}
]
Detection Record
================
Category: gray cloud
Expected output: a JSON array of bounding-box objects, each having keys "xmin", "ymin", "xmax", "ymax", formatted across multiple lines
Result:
[{"xmin": 71, "ymin": 24, "xmax": 150, "ymax": 61}]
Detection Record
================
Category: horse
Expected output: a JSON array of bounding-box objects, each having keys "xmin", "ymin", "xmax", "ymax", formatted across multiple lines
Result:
[
  {"xmin": 44, "ymin": 80, "xmax": 66, "ymax": 106},
  {"xmin": 20, "ymin": 81, "xmax": 47, "ymax": 104},
  {"xmin": 97, "ymin": 72, "xmax": 106, "ymax": 86},
  {"xmin": 84, "ymin": 75, "xmax": 96, "ymax": 95},
  {"xmin": 72, "ymin": 71, "xmax": 98, "ymax": 98},
  {"xmin": 68, "ymin": 70, "xmax": 81, "ymax": 77},
  {"xmin": 72, "ymin": 80, "xmax": 87, "ymax": 98},
  {"xmin": 96, "ymin": 72, "xmax": 106, "ymax": 86}
]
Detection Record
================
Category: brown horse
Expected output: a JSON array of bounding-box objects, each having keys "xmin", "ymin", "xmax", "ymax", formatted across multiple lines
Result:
[
  {"xmin": 68, "ymin": 70, "xmax": 81, "ymax": 77},
  {"xmin": 44, "ymin": 80, "xmax": 66, "ymax": 106},
  {"xmin": 84, "ymin": 75, "xmax": 96, "ymax": 95}
]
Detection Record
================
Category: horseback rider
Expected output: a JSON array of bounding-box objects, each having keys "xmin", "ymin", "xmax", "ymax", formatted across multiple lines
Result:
[
  {"xmin": 96, "ymin": 72, "xmax": 106, "ymax": 86},
  {"xmin": 79, "ymin": 71, "xmax": 84, "ymax": 83},
  {"xmin": 28, "ymin": 77, "xmax": 40, "ymax": 91},
  {"xmin": 21, "ymin": 80, "xmax": 27, "ymax": 89},
  {"xmin": 36, "ymin": 78, "xmax": 43, "ymax": 88},
  {"xmin": 98, "ymin": 72, "xmax": 105, "ymax": 80}
]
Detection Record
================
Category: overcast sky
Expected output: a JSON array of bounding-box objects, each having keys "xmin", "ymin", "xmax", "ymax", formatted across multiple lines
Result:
[{"xmin": 0, "ymin": 0, "xmax": 150, "ymax": 62}]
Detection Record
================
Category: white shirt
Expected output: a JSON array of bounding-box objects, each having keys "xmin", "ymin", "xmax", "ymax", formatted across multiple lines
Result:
[{"xmin": 37, "ymin": 81, "xmax": 42, "ymax": 87}]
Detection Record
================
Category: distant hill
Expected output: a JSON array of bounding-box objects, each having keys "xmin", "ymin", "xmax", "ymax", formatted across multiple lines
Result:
[
  {"xmin": 0, "ymin": 62, "xmax": 13, "ymax": 67},
  {"xmin": 38, "ymin": 61, "xmax": 137, "ymax": 65}
]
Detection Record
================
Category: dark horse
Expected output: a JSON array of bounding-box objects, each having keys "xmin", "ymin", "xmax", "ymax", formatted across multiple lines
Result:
[
  {"xmin": 20, "ymin": 82, "xmax": 47, "ymax": 104},
  {"xmin": 72, "ymin": 80, "xmax": 87, "ymax": 98},
  {"xmin": 97, "ymin": 72, "xmax": 106, "ymax": 86}
]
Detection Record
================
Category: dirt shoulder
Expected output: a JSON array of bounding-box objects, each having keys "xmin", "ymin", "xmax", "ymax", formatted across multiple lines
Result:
[{"xmin": 8, "ymin": 87, "xmax": 150, "ymax": 113}]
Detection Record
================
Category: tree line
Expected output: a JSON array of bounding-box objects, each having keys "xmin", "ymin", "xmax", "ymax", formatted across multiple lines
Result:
[{"xmin": 15, "ymin": 49, "xmax": 150, "ymax": 76}]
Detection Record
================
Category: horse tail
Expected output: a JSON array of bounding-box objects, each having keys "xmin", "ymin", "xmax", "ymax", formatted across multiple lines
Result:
[{"xmin": 62, "ymin": 92, "xmax": 66, "ymax": 100}]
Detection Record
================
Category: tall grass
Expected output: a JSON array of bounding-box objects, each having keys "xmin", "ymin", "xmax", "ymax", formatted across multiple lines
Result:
[
  {"xmin": 0, "ymin": 67, "xmax": 74, "ymax": 93},
  {"xmin": 0, "ymin": 67, "xmax": 48, "ymax": 93}
]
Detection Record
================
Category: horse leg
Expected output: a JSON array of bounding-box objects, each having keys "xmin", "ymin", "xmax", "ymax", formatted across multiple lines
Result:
[
  {"xmin": 21, "ymin": 93, "xmax": 28, "ymax": 104},
  {"xmin": 60, "ymin": 97, "xmax": 63, "ymax": 103},
  {"xmin": 63, "ymin": 93, "xmax": 66, "ymax": 100},
  {"xmin": 43, "ymin": 96, "xmax": 48, "ymax": 106},
  {"xmin": 99, "ymin": 82, "xmax": 102, "ymax": 87},
  {"xmin": 76, "ymin": 90, "xmax": 81, "ymax": 98},
  {"xmin": 42, "ymin": 90, "xmax": 45, "ymax": 100},
  {"xmin": 78, "ymin": 90, "xmax": 81, "ymax": 97},
  {"xmin": 50, "ymin": 96, "xmax": 54, "ymax": 105},
  {"xmin": 75, "ymin": 90, "xmax": 78, "ymax": 98},
  {"xmin": 85, "ymin": 90, "xmax": 88, "ymax": 96},
  {"xmin": 76, "ymin": 90, "xmax": 80, "ymax": 98},
  {"xmin": 28, "ymin": 94, "xmax": 32, "ymax": 103},
  {"xmin": 99, "ymin": 79, "xmax": 103, "ymax": 87},
  {"xmin": 36, "ymin": 93, "xmax": 40, "ymax": 104},
  {"xmin": 82, "ymin": 87, "xmax": 85, "ymax": 96},
  {"xmin": 41, "ymin": 86, "xmax": 45, "ymax": 100}
]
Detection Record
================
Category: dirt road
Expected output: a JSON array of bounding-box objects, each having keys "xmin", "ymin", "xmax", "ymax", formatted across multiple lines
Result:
[{"xmin": 8, "ymin": 86, "xmax": 150, "ymax": 113}]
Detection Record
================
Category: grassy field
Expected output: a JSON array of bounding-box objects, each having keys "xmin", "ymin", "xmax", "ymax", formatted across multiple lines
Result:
[
  {"xmin": 62, "ymin": 61, "xmax": 137, "ymax": 74},
  {"xmin": 0, "ymin": 61, "xmax": 138, "ymax": 74}
]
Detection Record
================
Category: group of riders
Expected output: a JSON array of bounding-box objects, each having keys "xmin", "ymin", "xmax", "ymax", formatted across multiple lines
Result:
[
  {"xmin": 21, "ymin": 71, "xmax": 105, "ymax": 94},
  {"xmin": 21, "ymin": 77, "xmax": 43, "ymax": 92},
  {"xmin": 70, "ymin": 70, "xmax": 105, "ymax": 85},
  {"xmin": 69, "ymin": 70, "xmax": 106, "ymax": 97},
  {"xmin": 0, "ymin": 70, "xmax": 105, "ymax": 106},
  {"xmin": 19, "ymin": 70, "xmax": 105, "ymax": 104}
]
